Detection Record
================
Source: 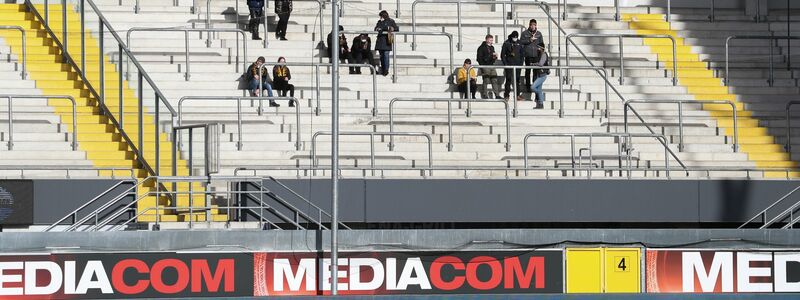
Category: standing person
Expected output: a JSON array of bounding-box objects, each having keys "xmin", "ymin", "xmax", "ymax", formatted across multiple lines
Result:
[
  {"xmin": 274, "ymin": 0, "xmax": 292, "ymax": 40},
  {"xmin": 374, "ymin": 10, "xmax": 398, "ymax": 76},
  {"xmin": 531, "ymin": 45, "xmax": 549, "ymax": 109},
  {"xmin": 519, "ymin": 19, "xmax": 544, "ymax": 97},
  {"xmin": 350, "ymin": 33, "xmax": 374, "ymax": 74},
  {"xmin": 456, "ymin": 59, "xmax": 478, "ymax": 99},
  {"xmin": 247, "ymin": 0, "xmax": 265, "ymax": 40},
  {"xmin": 247, "ymin": 56, "xmax": 279, "ymax": 107},
  {"xmin": 272, "ymin": 57, "xmax": 296, "ymax": 107},
  {"xmin": 327, "ymin": 25, "xmax": 349, "ymax": 64},
  {"xmin": 501, "ymin": 31, "xmax": 523, "ymax": 101},
  {"xmin": 476, "ymin": 34, "xmax": 503, "ymax": 99}
]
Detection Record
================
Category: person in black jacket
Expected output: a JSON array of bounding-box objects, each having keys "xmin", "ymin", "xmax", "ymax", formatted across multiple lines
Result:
[
  {"xmin": 374, "ymin": 10, "xmax": 398, "ymax": 76},
  {"xmin": 476, "ymin": 34, "xmax": 503, "ymax": 99},
  {"xmin": 247, "ymin": 0, "xmax": 265, "ymax": 40},
  {"xmin": 350, "ymin": 33, "xmax": 374, "ymax": 74},
  {"xmin": 274, "ymin": 0, "xmax": 292, "ymax": 40},
  {"xmin": 327, "ymin": 25, "xmax": 349, "ymax": 64},
  {"xmin": 246, "ymin": 56, "xmax": 279, "ymax": 107},
  {"xmin": 501, "ymin": 31, "xmax": 523, "ymax": 101},
  {"xmin": 272, "ymin": 57, "xmax": 295, "ymax": 107}
]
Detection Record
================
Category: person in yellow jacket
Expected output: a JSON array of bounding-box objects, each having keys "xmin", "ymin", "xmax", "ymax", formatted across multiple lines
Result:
[{"xmin": 456, "ymin": 59, "xmax": 478, "ymax": 99}]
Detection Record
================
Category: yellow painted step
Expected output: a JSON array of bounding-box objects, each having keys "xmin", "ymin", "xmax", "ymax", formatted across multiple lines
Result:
[
  {"xmin": 739, "ymin": 143, "xmax": 787, "ymax": 153},
  {"xmin": 179, "ymin": 214, "xmax": 229, "ymax": 222},
  {"xmin": 748, "ymin": 152, "xmax": 791, "ymax": 161}
]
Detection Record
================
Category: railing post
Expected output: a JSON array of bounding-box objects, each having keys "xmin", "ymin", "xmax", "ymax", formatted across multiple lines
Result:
[
  {"xmin": 614, "ymin": 0, "xmax": 620, "ymax": 21},
  {"xmin": 392, "ymin": 40, "xmax": 397, "ymax": 83},
  {"xmin": 678, "ymin": 101, "xmax": 684, "ymax": 151},
  {"xmin": 447, "ymin": 98, "xmax": 453, "ymax": 151},
  {"xmin": 118, "ymin": 44, "xmax": 124, "ymax": 128},
  {"xmin": 155, "ymin": 94, "xmax": 160, "ymax": 175},
  {"xmin": 6, "ymin": 96, "xmax": 11, "ymax": 150},
  {"xmin": 237, "ymin": 97, "xmax": 243, "ymax": 150},
  {"xmin": 558, "ymin": 67, "xmax": 564, "ymax": 117},
  {"xmin": 99, "ymin": 20, "xmax": 105, "ymax": 104},
  {"xmin": 457, "ymin": 1, "xmax": 462, "ymax": 51},
  {"xmin": 709, "ymin": 0, "xmax": 715, "ymax": 22},
  {"xmin": 769, "ymin": 38, "xmax": 774, "ymax": 87},
  {"xmin": 618, "ymin": 36, "xmax": 624, "ymax": 85},
  {"xmin": 185, "ymin": 31, "xmax": 191, "ymax": 81}
]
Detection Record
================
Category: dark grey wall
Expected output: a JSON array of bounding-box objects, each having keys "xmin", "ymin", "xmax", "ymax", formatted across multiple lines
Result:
[
  {"xmin": 265, "ymin": 179, "xmax": 800, "ymax": 224},
  {"xmin": 33, "ymin": 180, "xmax": 134, "ymax": 224}
]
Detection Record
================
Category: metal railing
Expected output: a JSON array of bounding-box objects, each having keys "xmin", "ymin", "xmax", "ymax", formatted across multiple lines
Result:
[
  {"xmin": 411, "ymin": 0, "xmax": 552, "ymax": 53},
  {"xmin": 2, "ymin": 95, "xmax": 77, "ymax": 151},
  {"xmin": 177, "ymin": 96, "xmax": 301, "ymax": 150},
  {"xmin": 388, "ymin": 97, "xmax": 510, "ymax": 151},
  {"xmin": 740, "ymin": 185, "xmax": 800, "ymax": 229},
  {"xmin": 624, "ymin": 99, "xmax": 739, "ymax": 152},
  {"xmin": 341, "ymin": 30, "xmax": 454, "ymax": 84},
  {"xmin": 31, "ymin": 0, "xmax": 179, "ymax": 179},
  {"xmin": 257, "ymin": 61, "xmax": 378, "ymax": 116},
  {"xmin": 311, "ymin": 131, "xmax": 434, "ymax": 176},
  {"xmin": 565, "ymin": 33, "xmax": 678, "ymax": 86},
  {"xmin": 523, "ymin": 132, "xmax": 674, "ymax": 178},
  {"xmin": 724, "ymin": 35, "xmax": 799, "ymax": 87},
  {"xmin": 172, "ymin": 123, "xmax": 220, "ymax": 178},
  {"xmin": 0, "ymin": 26, "xmax": 26, "ymax": 79},
  {"xmin": 43, "ymin": 179, "xmax": 138, "ymax": 232},
  {"xmin": 126, "ymin": 27, "xmax": 249, "ymax": 81},
  {"xmin": 785, "ymin": 100, "xmax": 800, "ymax": 152},
  {"xmin": 0, "ymin": 166, "xmax": 135, "ymax": 179},
  {"xmin": 463, "ymin": 65, "xmax": 611, "ymax": 118}
]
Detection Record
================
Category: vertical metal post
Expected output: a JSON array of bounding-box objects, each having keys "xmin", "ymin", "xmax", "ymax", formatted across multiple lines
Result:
[
  {"xmin": 6, "ymin": 96, "xmax": 11, "ymax": 150},
  {"xmin": 118, "ymin": 44, "xmax": 124, "ymax": 128},
  {"xmin": 392, "ymin": 40, "xmax": 397, "ymax": 83},
  {"xmin": 710, "ymin": 0, "xmax": 715, "ymax": 22},
  {"xmin": 457, "ymin": 1, "xmax": 462, "ymax": 51},
  {"xmin": 678, "ymin": 102, "xmax": 684, "ymax": 151},
  {"xmin": 558, "ymin": 68, "xmax": 564, "ymax": 117},
  {"xmin": 330, "ymin": 0, "xmax": 340, "ymax": 295},
  {"xmin": 135, "ymin": 0, "xmax": 140, "ymax": 13},
  {"xmin": 725, "ymin": 37, "xmax": 730, "ymax": 85},
  {"xmin": 788, "ymin": 0, "xmax": 792, "ymax": 70},
  {"xmin": 502, "ymin": 4, "xmax": 507, "ymax": 40},
  {"xmin": 185, "ymin": 31, "xmax": 191, "ymax": 80},
  {"xmin": 316, "ymin": 65, "xmax": 321, "ymax": 115},
  {"xmin": 137, "ymin": 72, "xmax": 143, "ymax": 156},
  {"xmin": 614, "ymin": 0, "xmax": 620, "ymax": 21},
  {"xmin": 237, "ymin": 98, "xmax": 243, "ymax": 150},
  {"xmin": 138, "ymin": 85, "xmax": 144, "ymax": 160},
  {"xmin": 666, "ymin": 0, "xmax": 671, "ymax": 23},
  {"xmin": 619, "ymin": 36, "xmax": 624, "ymax": 85},
  {"xmin": 99, "ymin": 20, "xmax": 105, "ymax": 104},
  {"xmin": 81, "ymin": 0, "xmax": 85, "ymax": 73},
  {"xmin": 61, "ymin": 0, "xmax": 67, "ymax": 61},
  {"xmin": 447, "ymin": 98, "xmax": 453, "ymax": 151},
  {"xmin": 45, "ymin": 0, "xmax": 49, "ymax": 25},
  {"xmin": 396, "ymin": 0, "xmax": 400, "ymax": 17},
  {"xmin": 769, "ymin": 39, "xmax": 774, "ymax": 87},
  {"xmin": 155, "ymin": 94, "xmax": 160, "ymax": 175}
]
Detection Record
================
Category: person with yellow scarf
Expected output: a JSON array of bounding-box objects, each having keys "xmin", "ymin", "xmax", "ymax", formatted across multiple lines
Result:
[{"xmin": 272, "ymin": 57, "xmax": 296, "ymax": 107}]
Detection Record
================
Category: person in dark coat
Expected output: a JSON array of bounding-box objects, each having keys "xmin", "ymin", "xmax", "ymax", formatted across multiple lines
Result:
[
  {"xmin": 501, "ymin": 31, "xmax": 524, "ymax": 101},
  {"xmin": 246, "ymin": 56, "xmax": 279, "ymax": 107},
  {"xmin": 476, "ymin": 34, "xmax": 503, "ymax": 99},
  {"xmin": 327, "ymin": 25, "xmax": 349, "ymax": 64},
  {"xmin": 247, "ymin": 0, "xmax": 265, "ymax": 40},
  {"xmin": 374, "ymin": 10, "xmax": 398, "ymax": 76},
  {"xmin": 519, "ymin": 18, "xmax": 545, "ymax": 96},
  {"xmin": 274, "ymin": 0, "xmax": 292, "ymax": 40},
  {"xmin": 350, "ymin": 33, "xmax": 374, "ymax": 74},
  {"xmin": 272, "ymin": 57, "xmax": 296, "ymax": 107}
]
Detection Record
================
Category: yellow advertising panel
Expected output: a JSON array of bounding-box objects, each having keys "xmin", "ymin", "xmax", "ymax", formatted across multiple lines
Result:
[
  {"xmin": 604, "ymin": 248, "xmax": 641, "ymax": 293},
  {"xmin": 566, "ymin": 248, "xmax": 602, "ymax": 293}
]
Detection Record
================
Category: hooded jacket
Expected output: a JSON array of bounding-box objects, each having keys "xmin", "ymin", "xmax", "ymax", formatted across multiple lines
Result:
[{"xmin": 501, "ymin": 32, "xmax": 523, "ymax": 66}]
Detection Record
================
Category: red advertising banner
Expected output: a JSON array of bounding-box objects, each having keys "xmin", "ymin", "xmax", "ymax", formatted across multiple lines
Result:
[
  {"xmin": 646, "ymin": 249, "xmax": 800, "ymax": 293},
  {"xmin": 253, "ymin": 250, "xmax": 564, "ymax": 296},
  {"xmin": 0, "ymin": 252, "xmax": 253, "ymax": 299}
]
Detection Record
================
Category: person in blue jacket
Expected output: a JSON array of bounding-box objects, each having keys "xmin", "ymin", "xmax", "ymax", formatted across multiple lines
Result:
[{"xmin": 247, "ymin": 0, "xmax": 265, "ymax": 40}]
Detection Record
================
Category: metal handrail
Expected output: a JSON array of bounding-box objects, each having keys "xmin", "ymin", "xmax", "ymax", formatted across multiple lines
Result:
[
  {"xmin": 565, "ymin": 33, "xmax": 678, "ymax": 86},
  {"xmin": 624, "ymin": 99, "xmax": 739, "ymax": 152},
  {"xmin": 739, "ymin": 185, "xmax": 800, "ymax": 229},
  {"xmin": 724, "ymin": 35, "xmax": 800, "ymax": 87},
  {"xmin": 340, "ymin": 30, "xmax": 454, "ymax": 84},
  {"xmin": 388, "ymin": 97, "xmax": 510, "ymax": 151},
  {"xmin": 262, "ymin": 175, "xmax": 351, "ymax": 229},
  {"xmin": 172, "ymin": 123, "xmax": 220, "ymax": 178},
  {"xmin": 311, "ymin": 131, "xmax": 434, "ymax": 176},
  {"xmin": 256, "ymin": 61, "xmax": 378, "ymax": 116},
  {"xmin": 0, "ymin": 26, "xmax": 26, "ymax": 79},
  {"xmin": 232, "ymin": 165, "xmax": 800, "ymax": 180},
  {"xmin": 43, "ymin": 179, "xmax": 137, "ymax": 231},
  {"xmin": 523, "ymin": 132, "xmax": 671, "ymax": 179},
  {"xmin": 411, "ymin": 0, "xmax": 552, "ymax": 53},
  {"xmin": 126, "ymin": 27, "xmax": 249, "ymax": 81},
  {"xmin": 0, "ymin": 166, "xmax": 135, "ymax": 179},
  {"xmin": 238, "ymin": 179, "xmax": 350, "ymax": 230},
  {"xmin": 785, "ymin": 101, "xmax": 800, "ymax": 152},
  {"xmin": 63, "ymin": 178, "xmax": 151, "ymax": 232},
  {"xmin": 2, "ymin": 95, "xmax": 77, "ymax": 151},
  {"xmin": 463, "ymin": 65, "xmax": 610, "ymax": 118},
  {"xmin": 177, "ymin": 96, "xmax": 301, "ymax": 150}
]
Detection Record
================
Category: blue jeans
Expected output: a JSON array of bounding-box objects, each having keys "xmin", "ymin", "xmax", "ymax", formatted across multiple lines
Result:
[
  {"xmin": 249, "ymin": 78, "xmax": 274, "ymax": 97},
  {"xmin": 379, "ymin": 50, "xmax": 391, "ymax": 75},
  {"xmin": 531, "ymin": 74, "xmax": 547, "ymax": 103}
]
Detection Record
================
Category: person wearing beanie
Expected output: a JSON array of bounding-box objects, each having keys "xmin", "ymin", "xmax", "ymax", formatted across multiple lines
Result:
[
  {"xmin": 374, "ymin": 10, "xmax": 398, "ymax": 76},
  {"xmin": 327, "ymin": 25, "xmax": 349, "ymax": 64},
  {"xmin": 456, "ymin": 59, "xmax": 478, "ymax": 99},
  {"xmin": 501, "ymin": 31, "xmax": 524, "ymax": 101}
]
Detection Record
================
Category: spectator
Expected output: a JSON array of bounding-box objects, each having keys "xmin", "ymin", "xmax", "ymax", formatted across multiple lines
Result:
[
  {"xmin": 247, "ymin": 0, "xmax": 265, "ymax": 40},
  {"xmin": 456, "ymin": 59, "xmax": 478, "ymax": 99},
  {"xmin": 476, "ymin": 34, "xmax": 503, "ymax": 99},
  {"xmin": 519, "ymin": 18, "xmax": 544, "ymax": 98},
  {"xmin": 350, "ymin": 33, "xmax": 374, "ymax": 74},
  {"xmin": 274, "ymin": 0, "xmax": 292, "ymax": 40},
  {"xmin": 327, "ymin": 25, "xmax": 349, "ymax": 64},
  {"xmin": 531, "ymin": 45, "xmax": 549, "ymax": 109},
  {"xmin": 501, "ymin": 31, "xmax": 523, "ymax": 101},
  {"xmin": 374, "ymin": 10, "xmax": 398, "ymax": 76},
  {"xmin": 247, "ymin": 56, "xmax": 279, "ymax": 107},
  {"xmin": 272, "ymin": 57, "xmax": 296, "ymax": 107}
]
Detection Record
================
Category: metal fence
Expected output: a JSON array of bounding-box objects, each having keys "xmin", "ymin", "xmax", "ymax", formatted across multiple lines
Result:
[
  {"xmin": 0, "ymin": 26, "xmax": 26, "ymax": 79},
  {"xmin": 311, "ymin": 131, "xmax": 434, "ymax": 176},
  {"xmin": 1, "ymin": 95, "xmax": 77, "ymax": 151},
  {"xmin": 725, "ymin": 35, "xmax": 799, "ymax": 87}
]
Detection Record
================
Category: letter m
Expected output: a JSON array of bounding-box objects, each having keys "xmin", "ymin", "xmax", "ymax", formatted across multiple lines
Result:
[
  {"xmin": 504, "ymin": 256, "xmax": 544, "ymax": 289},
  {"xmin": 192, "ymin": 259, "xmax": 235, "ymax": 292},
  {"xmin": 274, "ymin": 258, "xmax": 316, "ymax": 292},
  {"xmin": 681, "ymin": 252, "xmax": 734, "ymax": 292}
]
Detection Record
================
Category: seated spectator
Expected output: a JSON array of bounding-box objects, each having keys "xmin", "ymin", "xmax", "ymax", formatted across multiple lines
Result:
[
  {"xmin": 350, "ymin": 33, "xmax": 374, "ymax": 74},
  {"xmin": 327, "ymin": 25, "xmax": 349, "ymax": 64},
  {"xmin": 272, "ymin": 57, "xmax": 296, "ymax": 107},
  {"xmin": 456, "ymin": 59, "xmax": 478, "ymax": 99},
  {"xmin": 247, "ymin": 56, "xmax": 279, "ymax": 107}
]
